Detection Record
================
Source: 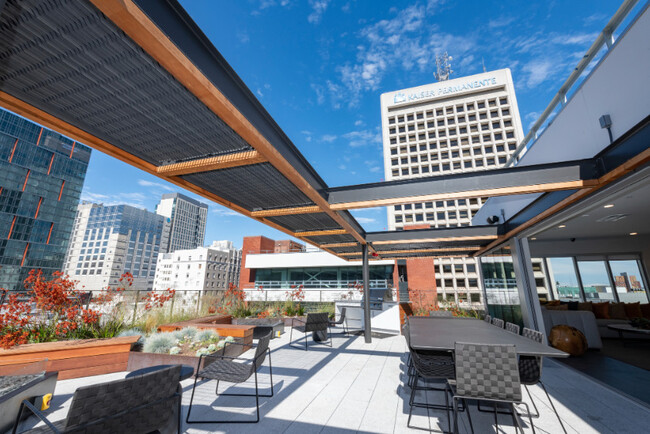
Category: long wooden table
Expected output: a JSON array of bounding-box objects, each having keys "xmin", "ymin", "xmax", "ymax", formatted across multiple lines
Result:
[{"xmin": 408, "ymin": 317, "xmax": 568, "ymax": 358}]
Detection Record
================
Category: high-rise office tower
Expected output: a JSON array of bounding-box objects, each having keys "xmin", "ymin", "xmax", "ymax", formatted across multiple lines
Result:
[
  {"xmin": 381, "ymin": 69, "xmax": 543, "ymax": 306},
  {"xmin": 0, "ymin": 109, "xmax": 91, "ymax": 290},
  {"xmin": 155, "ymin": 193, "xmax": 208, "ymax": 253},
  {"xmin": 63, "ymin": 203, "xmax": 170, "ymax": 291}
]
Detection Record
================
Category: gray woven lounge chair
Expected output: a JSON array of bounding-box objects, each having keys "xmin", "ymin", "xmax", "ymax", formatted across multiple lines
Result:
[
  {"xmin": 289, "ymin": 312, "xmax": 331, "ymax": 350},
  {"xmin": 447, "ymin": 342, "xmax": 534, "ymax": 434},
  {"xmin": 328, "ymin": 307, "xmax": 348, "ymax": 335},
  {"xmin": 12, "ymin": 365, "xmax": 182, "ymax": 434},
  {"xmin": 186, "ymin": 331, "xmax": 274, "ymax": 424},
  {"xmin": 491, "ymin": 318, "xmax": 504, "ymax": 328},
  {"xmin": 505, "ymin": 322, "xmax": 521, "ymax": 335}
]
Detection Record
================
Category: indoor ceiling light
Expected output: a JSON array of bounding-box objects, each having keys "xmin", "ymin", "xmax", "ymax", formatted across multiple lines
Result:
[
  {"xmin": 531, "ymin": 237, "xmax": 537, "ymax": 240},
  {"xmin": 558, "ymin": 225, "xmax": 566, "ymax": 228},
  {"xmin": 604, "ymin": 204, "xmax": 614, "ymax": 208},
  {"xmin": 630, "ymin": 232, "xmax": 638, "ymax": 236}
]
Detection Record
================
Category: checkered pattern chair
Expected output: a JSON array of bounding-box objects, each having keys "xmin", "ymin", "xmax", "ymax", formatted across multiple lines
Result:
[
  {"xmin": 186, "ymin": 332, "xmax": 274, "ymax": 424},
  {"xmin": 520, "ymin": 328, "xmax": 566, "ymax": 433},
  {"xmin": 506, "ymin": 322, "xmax": 521, "ymax": 335},
  {"xmin": 492, "ymin": 318, "xmax": 505, "ymax": 328},
  {"xmin": 12, "ymin": 365, "xmax": 182, "ymax": 434},
  {"xmin": 289, "ymin": 312, "xmax": 331, "ymax": 350},
  {"xmin": 484, "ymin": 314, "xmax": 492, "ymax": 323},
  {"xmin": 447, "ymin": 342, "xmax": 534, "ymax": 434}
]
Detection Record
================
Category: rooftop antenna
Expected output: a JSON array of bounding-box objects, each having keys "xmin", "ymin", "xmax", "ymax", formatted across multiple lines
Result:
[
  {"xmin": 434, "ymin": 52, "xmax": 453, "ymax": 82},
  {"xmin": 482, "ymin": 57, "xmax": 487, "ymax": 73}
]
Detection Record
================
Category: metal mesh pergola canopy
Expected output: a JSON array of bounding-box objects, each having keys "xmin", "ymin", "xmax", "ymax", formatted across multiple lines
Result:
[
  {"xmin": 2, "ymin": 0, "xmax": 638, "ymax": 262},
  {"xmin": 0, "ymin": 0, "xmax": 253, "ymax": 166}
]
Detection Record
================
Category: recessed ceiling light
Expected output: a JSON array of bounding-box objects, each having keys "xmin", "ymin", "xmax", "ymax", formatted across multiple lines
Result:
[
  {"xmin": 531, "ymin": 237, "xmax": 537, "ymax": 240},
  {"xmin": 558, "ymin": 225, "xmax": 566, "ymax": 228},
  {"xmin": 604, "ymin": 204, "xmax": 614, "ymax": 208},
  {"xmin": 630, "ymin": 232, "xmax": 638, "ymax": 236}
]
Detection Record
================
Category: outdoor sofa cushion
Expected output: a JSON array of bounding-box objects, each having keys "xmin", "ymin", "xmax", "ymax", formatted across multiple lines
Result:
[{"xmin": 592, "ymin": 302, "xmax": 610, "ymax": 319}]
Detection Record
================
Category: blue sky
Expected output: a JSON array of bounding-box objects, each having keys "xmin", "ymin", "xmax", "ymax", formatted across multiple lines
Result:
[{"xmin": 79, "ymin": 0, "xmax": 632, "ymax": 249}]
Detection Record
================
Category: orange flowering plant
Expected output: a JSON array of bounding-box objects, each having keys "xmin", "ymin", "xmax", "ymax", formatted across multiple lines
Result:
[{"xmin": 0, "ymin": 270, "xmax": 131, "ymax": 349}]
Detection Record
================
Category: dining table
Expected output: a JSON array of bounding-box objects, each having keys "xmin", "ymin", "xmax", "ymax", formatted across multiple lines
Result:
[{"xmin": 408, "ymin": 316, "xmax": 568, "ymax": 358}]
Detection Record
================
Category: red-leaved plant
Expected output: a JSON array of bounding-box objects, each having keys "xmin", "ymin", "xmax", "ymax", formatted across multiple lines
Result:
[{"xmin": 0, "ymin": 270, "xmax": 130, "ymax": 349}]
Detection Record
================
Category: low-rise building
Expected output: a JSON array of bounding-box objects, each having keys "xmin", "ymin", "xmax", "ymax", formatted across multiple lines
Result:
[{"xmin": 153, "ymin": 240, "xmax": 241, "ymax": 293}]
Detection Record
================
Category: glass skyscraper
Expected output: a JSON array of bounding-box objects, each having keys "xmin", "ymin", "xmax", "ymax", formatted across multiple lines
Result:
[
  {"xmin": 0, "ymin": 109, "xmax": 91, "ymax": 290},
  {"xmin": 63, "ymin": 203, "xmax": 170, "ymax": 291}
]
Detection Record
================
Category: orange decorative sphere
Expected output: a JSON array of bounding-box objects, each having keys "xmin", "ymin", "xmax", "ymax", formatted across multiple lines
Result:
[{"xmin": 549, "ymin": 325, "xmax": 588, "ymax": 356}]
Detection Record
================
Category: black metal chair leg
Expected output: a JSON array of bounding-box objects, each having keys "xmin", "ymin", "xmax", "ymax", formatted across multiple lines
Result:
[
  {"xmin": 304, "ymin": 331, "xmax": 308, "ymax": 350},
  {"xmin": 215, "ymin": 380, "xmax": 220, "ymax": 395},
  {"xmin": 453, "ymin": 397, "xmax": 459, "ymax": 434},
  {"xmin": 524, "ymin": 384, "xmax": 540, "ymax": 417},
  {"xmin": 177, "ymin": 386, "xmax": 182, "ymax": 434},
  {"xmin": 267, "ymin": 348, "xmax": 274, "ymax": 397},
  {"xmin": 254, "ymin": 370, "xmax": 260, "ymax": 423},
  {"xmin": 186, "ymin": 375, "xmax": 200, "ymax": 424},
  {"xmin": 511, "ymin": 403, "xmax": 524, "ymax": 434},
  {"xmin": 464, "ymin": 399, "xmax": 474, "ymax": 434},
  {"xmin": 407, "ymin": 375, "xmax": 418, "ymax": 428},
  {"xmin": 540, "ymin": 383, "xmax": 564, "ymax": 433},
  {"xmin": 493, "ymin": 402, "xmax": 499, "ymax": 434}
]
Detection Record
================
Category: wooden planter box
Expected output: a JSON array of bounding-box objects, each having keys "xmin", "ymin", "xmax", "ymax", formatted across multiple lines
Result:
[
  {"xmin": 127, "ymin": 341, "xmax": 243, "ymax": 377},
  {"xmin": 157, "ymin": 315, "xmax": 255, "ymax": 347},
  {"xmin": 0, "ymin": 336, "xmax": 140, "ymax": 380}
]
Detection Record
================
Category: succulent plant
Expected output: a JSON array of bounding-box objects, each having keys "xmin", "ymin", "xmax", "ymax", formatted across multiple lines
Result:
[
  {"xmin": 143, "ymin": 333, "xmax": 175, "ymax": 354},
  {"xmin": 195, "ymin": 347, "xmax": 211, "ymax": 357},
  {"xmin": 195, "ymin": 329, "xmax": 218, "ymax": 343},
  {"xmin": 172, "ymin": 327, "xmax": 198, "ymax": 342},
  {"xmin": 169, "ymin": 346, "xmax": 181, "ymax": 355}
]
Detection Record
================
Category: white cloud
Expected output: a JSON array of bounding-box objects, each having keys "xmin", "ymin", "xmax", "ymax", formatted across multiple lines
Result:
[
  {"xmin": 311, "ymin": 83, "xmax": 325, "ymax": 105},
  {"xmin": 80, "ymin": 190, "xmax": 148, "ymax": 209},
  {"xmin": 354, "ymin": 120, "xmax": 364, "ymax": 126},
  {"xmin": 331, "ymin": 4, "xmax": 474, "ymax": 106},
  {"xmin": 137, "ymin": 179, "xmax": 173, "ymax": 191},
  {"xmin": 308, "ymin": 0, "xmax": 330, "ymax": 24},
  {"xmin": 368, "ymin": 166, "xmax": 381, "ymax": 173},
  {"xmin": 522, "ymin": 59, "xmax": 556, "ymax": 88},
  {"xmin": 355, "ymin": 217, "xmax": 376, "ymax": 224},
  {"xmin": 343, "ymin": 129, "xmax": 381, "ymax": 148},
  {"xmin": 256, "ymin": 88, "xmax": 264, "ymax": 98},
  {"xmin": 488, "ymin": 16, "xmax": 515, "ymax": 29},
  {"xmin": 211, "ymin": 207, "xmax": 244, "ymax": 218},
  {"xmin": 321, "ymin": 134, "xmax": 337, "ymax": 143}
]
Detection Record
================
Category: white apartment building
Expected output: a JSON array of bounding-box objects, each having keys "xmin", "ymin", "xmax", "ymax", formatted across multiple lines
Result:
[
  {"xmin": 153, "ymin": 240, "xmax": 242, "ymax": 293},
  {"xmin": 63, "ymin": 203, "xmax": 170, "ymax": 291},
  {"xmin": 380, "ymin": 69, "xmax": 548, "ymax": 304},
  {"xmin": 155, "ymin": 193, "xmax": 208, "ymax": 253}
]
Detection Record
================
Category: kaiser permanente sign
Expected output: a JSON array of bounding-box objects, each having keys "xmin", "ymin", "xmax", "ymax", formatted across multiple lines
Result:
[{"xmin": 383, "ymin": 69, "xmax": 514, "ymax": 108}]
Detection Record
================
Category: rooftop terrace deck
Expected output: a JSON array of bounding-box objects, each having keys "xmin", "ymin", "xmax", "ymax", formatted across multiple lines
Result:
[{"xmin": 14, "ymin": 330, "xmax": 650, "ymax": 434}]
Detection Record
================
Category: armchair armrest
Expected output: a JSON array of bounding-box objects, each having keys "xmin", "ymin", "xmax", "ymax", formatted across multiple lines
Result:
[
  {"xmin": 291, "ymin": 317, "xmax": 306, "ymax": 326},
  {"xmin": 12, "ymin": 399, "xmax": 61, "ymax": 434}
]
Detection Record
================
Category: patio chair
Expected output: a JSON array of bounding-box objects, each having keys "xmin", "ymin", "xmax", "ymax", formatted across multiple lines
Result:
[
  {"xmin": 12, "ymin": 365, "xmax": 182, "ymax": 434},
  {"xmin": 506, "ymin": 322, "xmax": 521, "ymax": 335},
  {"xmin": 447, "ymin": 342, "xmax": 534, "ymax": 434},
  {"xmin": 429, "ymin": 310, "xmax": 454, "ymax": 317},
  {"xmin": 407, "ymin": 345, "xmax": 456, "ymax": 433},
  {"xmin": 186, "ymin": 331, "xmax": 274, "ymax": 424},
  {"xmin": 492, "ymin": 318, "xmax": 505, "ymax": 328},
  {"xmin": 289, "ymin": 312, "xmax": 331, "ymax": 350},
  {"xmin": 520, "ymin": 328, "xmax": 567, "ymax": 434},
  {"xmin": 328, "ymin": 307, "xmax": 348, "ymax": 335},
  {"xmin": 484, "ymin": 314, "xmax": 492, "ymax": 323}
]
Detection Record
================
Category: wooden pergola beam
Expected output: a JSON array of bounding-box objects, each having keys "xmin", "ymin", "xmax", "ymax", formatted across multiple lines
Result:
[
  {"xmin": 157, "ymin": 151, "xmax": 265, "ymax": 176},
  {"xmin": 320, "ymin": 242, "xmax": 358, "ymax": 248},
  {"xmin": 295, "ymin": 229, "xmax": 347, "ymax": 237},
  {"xmin": 251, "ymin": 205, "xmax": 321, "ymax": 217},
  {"xmin": 371, "ymin": 235, "xmax": 498, "ymax": 245}
]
